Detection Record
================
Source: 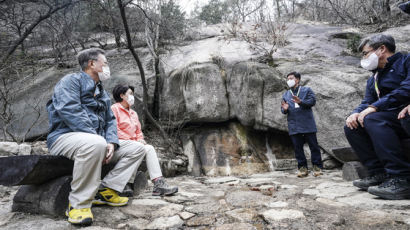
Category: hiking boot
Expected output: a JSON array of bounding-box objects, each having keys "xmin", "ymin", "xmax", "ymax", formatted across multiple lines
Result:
[
  {"xmin": 297, "ymin": 166, "xmax": 308, "ymax": 178},
  {"xmin": 93, "ymin": 187, "xmax": 129, "ymax": 206},
  {"xmin": 152, "ymin": 178, "xmax": 178, "ymax": 196},
  {"xmin": 65, "ymin": 203, "xmax": 93, "ymax": 226},
  {"xmin": 312, "ymin": 165, "xmax": 323, "ymax": 177},
  {"xmin": 368, "ymin": 177, "xmax": 410, "ymax": 200},
  {"xmin": 120, "ymin": 183, "xmax": 134, "ymax": 197},
  {"xmin": 353, "ymin": 173, "xmax": 387, "ymax": 190}
]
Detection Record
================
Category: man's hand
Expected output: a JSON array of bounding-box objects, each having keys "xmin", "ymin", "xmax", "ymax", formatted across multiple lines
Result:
[
  {"xmin": 137, "ymin": 139, "xmax": 147, "ymax": 145},
  {"xmin": 292, "ymin": 96, "xmax": 301, "ymax": 104},
  {"xmin": 281, "ymin": 100, "xmax": 289, "ymax": 111},
  {"xmin": 398, "ymin": 105, "xmax": 410, "ymax": 119},
  {"xmin": 103, "ymin": 143, "xmax": 115, "ymax": 164},
  {"xmin": 346, "ymin": 113, "xmax": 360, "ymax": 129},
  {"xmin": 358, "ymin": 107, "xmax": 377, "ymax": 127}
]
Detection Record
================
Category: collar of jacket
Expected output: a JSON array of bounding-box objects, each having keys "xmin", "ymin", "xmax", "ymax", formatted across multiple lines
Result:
[
  {"xmin": 80, "ymin": 71, "xmax": 94, "ymax": 81},
  {"xmin": 117, "ymin": 102, "xmax": 132, "ymax": 115},
  {"xmin": 374, "ymin": 52, "xmax": 403, "ymax": 73},
  {"xmin": 291, "ymin": 85, "xmax": 300, "ymax": 93}
]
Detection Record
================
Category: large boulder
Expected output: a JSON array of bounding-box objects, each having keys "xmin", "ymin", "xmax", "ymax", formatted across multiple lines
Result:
[
  {"xmin": 159, "ymin": 62, "xmax": 229, "ymax": 124},
  {"xmin": 227, "ymin": 62, "xmax": 286, "ymax": 130}
]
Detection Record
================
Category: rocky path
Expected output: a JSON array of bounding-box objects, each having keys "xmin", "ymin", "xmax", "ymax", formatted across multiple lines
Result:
[{"xmin": 1, "ymin": 170, "xmax": 410, "ymax": 229}]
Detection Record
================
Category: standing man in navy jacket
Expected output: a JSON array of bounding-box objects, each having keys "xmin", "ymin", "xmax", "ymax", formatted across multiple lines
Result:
[
  {"xmin": 344, "ymin": 34, "xmax": 410, "ymax": 200},
  {"xmin": 281, "ymin": 72, "xmax": 323, "ymax": 178}
]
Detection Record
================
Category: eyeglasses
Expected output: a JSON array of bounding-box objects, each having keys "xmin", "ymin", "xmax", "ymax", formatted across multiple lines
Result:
[{"xmin": 361, "ymin": 49, "xmax": 374, "ymax": 58}]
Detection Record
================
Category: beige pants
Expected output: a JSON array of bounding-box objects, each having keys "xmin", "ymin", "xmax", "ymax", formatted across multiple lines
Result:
[
  {"xmin": 128, "ymin": 142, "xmax": 163, "ymax": 182},
  {"xmin": 49, "ymin": 132, "xmax": 146, "ymax": 209}
]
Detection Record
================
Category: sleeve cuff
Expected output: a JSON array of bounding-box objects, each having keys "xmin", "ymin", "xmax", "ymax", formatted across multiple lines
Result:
[{"xmin": 368, "ymin": 105, "xmax": 378, "ymax": 111}]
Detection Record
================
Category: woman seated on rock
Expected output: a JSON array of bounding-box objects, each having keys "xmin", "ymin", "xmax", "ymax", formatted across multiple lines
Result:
[{"xmin": 111, "ymin": 84, "xmax": 178, "ymax": 196}]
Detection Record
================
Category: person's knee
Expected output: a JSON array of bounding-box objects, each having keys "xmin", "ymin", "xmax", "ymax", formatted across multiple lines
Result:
[
  {"xmin": 76, "ymin": 134, "xmax": 106, "ymax": 159},
  {"xmin": 363, "ymin": 112, "xmax": 381, "ymax": 129},
  {"xmin": 401, "ymin": 114, "xmax": 410, "ymax": 136},
  {"xmin": 344, "ymin": 125, "xmax": 355, "ymax": 137},
  {"xmin": 91, "ymin": 135, "xmax": 107, "ymax": 156},
  {"xmin": 129, "ymin": 142, "xmax": 147, "ymax": 158},
  {"xmin": 144, "ymin": 145, "xmax": 156, "ymax": 155}
]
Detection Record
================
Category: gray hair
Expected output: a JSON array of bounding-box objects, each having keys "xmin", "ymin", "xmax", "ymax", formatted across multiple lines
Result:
[
  {"xmin": 77, "ymin": 48, "xmax": 106, "ymax": 70},
  {"xmin": 358, "ymin": 34, "xmax": 396, "ymax": 53}
]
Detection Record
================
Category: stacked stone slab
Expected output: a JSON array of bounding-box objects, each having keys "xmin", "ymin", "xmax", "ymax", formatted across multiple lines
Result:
[
  {"xmin": 335, "ymin": 139, "xmax": 410, "ymax": 181},
  {"xmin": 0, "ymin": 155, "xmax": 147, "ymax": 216}
]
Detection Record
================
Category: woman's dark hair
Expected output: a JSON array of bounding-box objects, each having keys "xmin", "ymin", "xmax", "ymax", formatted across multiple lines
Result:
[
  {"xmin": 112, "ymin": 84, "xmax": 134, "ymax": 103},
  {"xmin": 287, "ymin": 72, "xmax": 301, "ymax": 80}
]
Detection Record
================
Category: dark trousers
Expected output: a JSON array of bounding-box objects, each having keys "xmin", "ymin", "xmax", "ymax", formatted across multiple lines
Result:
[
  {"xmin": 344, "ymin": 110, "xmax": 410, "ymax": 177},
  {"xmin": 290, "ymin": 132, "xmax": 322, "ymax": 169},
  {"xmin": 400, "ymin": 114, "xmax": 410, "ymax": 137}
]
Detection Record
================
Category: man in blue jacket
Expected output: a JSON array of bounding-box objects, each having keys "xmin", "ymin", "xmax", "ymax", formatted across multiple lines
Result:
[
  {"xmin": 281, "ymin": 72, "xmax": 323, "ymax": 178},
  {"xmin": 47, "ymin": 48, "xmax": 146, "ymax": 225},
  {"xmin": 344, "ymin": 34, "xmax": 410, "ymax": 200}
]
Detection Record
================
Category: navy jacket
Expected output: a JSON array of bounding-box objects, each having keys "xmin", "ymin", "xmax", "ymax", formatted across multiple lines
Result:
[
  {"xmin": 281, "ymin": 86, "xmax": 317, "ymax": 135},
  {"xmin": 353, "ymin": 52, "xmax": 410, "ymax": 114},
  {"xmin": 46, "ymin": 71, "xmax": 119, "ymax": 149}
]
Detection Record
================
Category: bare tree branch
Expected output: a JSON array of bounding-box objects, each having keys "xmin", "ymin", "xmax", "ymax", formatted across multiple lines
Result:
[
  {"xmin": 117, "ymin": 0, "xmax": 177, "ymax": 150},
  {"xmin": 0, "ymin": 0, "xmax": 80, "ymax": 63}
]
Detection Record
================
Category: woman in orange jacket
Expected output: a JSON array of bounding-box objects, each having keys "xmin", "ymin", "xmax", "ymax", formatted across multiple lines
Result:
[{"xmin": 111, "ymin": 84, "xmax": 178, "ymax": 196}]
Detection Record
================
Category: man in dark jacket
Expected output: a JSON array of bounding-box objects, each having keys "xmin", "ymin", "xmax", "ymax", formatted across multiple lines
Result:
[
  {"xmin": 47, "ymin": 48, "xmax": 146, "ymax": 225},
  {"xmin": 344, "ymin": 34, "xmax": 410, "ymax": 200},
  {"xmin": 281, "ymin": 72, "xmax": 323, "ymax": 178}
]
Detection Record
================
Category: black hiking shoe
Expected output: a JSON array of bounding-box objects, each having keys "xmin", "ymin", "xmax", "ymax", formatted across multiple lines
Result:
[
  {"xmin": 368, "ymin": 177, "xmax": 410, "ymax": 200},
  {"xmin": 152, "ymin": 178, "xmax": 178, "ymax": 196},
  {"xmin": 120, "ymin": 183, "xmax": 134, "ymax": 197},
  {"xmin": 353, "ymin": 173, "xmax": 387, "ymax": 190}
]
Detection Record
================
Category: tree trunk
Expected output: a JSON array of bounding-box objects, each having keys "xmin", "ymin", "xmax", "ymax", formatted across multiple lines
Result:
[
  {"xmin": 117, "ymin": 0, "xmax": 177, "ymax": 151},
  {"xmin": 275, "ymin": 0, "xmax": 281, "ymax": 19}
]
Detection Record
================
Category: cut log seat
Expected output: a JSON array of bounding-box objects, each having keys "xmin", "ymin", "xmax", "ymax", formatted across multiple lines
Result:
[{"xmin": 0, "ymin": 155, "xmax": 73, "ymax": 186}]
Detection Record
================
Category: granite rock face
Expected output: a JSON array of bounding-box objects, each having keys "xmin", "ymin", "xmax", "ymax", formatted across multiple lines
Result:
[{"xmin": 3, "ymin": 23, "xmax": 409, "ymax": 177}]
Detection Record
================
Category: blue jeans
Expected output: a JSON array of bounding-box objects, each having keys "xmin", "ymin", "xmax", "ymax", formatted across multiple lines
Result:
[
  {"xmin": 290, "ymin": 132, "xmax": 322, "ymax": 169},
  {"xmin": 344, "ymin": 110, "xmax": 410, "ymax": 177}
]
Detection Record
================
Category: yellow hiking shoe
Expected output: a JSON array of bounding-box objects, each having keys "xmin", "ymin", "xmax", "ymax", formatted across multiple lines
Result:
[
  {"xmin": 297, "ymin": 166, "xmax": 308, "ymax": 178},
  {"xmin": 65, "ymin": 204, "xmax": 93, "ymax": 226},
  {"xmin": 93, "ymin": 187, "xmax": 129, "ymax": 207},
  {"xmin": 313, "ymin": 165, "xmax": 323, "ymax": 177}
]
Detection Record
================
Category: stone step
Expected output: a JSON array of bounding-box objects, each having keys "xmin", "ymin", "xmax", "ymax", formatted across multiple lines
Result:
[
  {"xmin": 342, "ymin": 161, "xmax": 368, "ymax": 181},
  {"xmin": 333, "ymin": 139, "xmax": 410, "ymax": 164}
]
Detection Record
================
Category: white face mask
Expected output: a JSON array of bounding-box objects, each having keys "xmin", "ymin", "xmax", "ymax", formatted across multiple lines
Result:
[
  {"xmin": 287, "ymin": 79, "xmax": 296, "ymax": 88},
  {"xmin": 127, "ymin": 95, "xmax": 135, "ymax": 106},
  {"xmin": 361, "ymin": 52, "xmax": 379, "ymax": 71},
  {"xmin": 98, "ymin": 66, "xmax": 111, "ymax": 81}
]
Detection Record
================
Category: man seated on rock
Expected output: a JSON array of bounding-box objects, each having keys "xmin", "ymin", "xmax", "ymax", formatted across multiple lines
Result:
[
  {"xmin": 47, "ymin": 48, "xmax": 146, "ymax": 225},
  {"xmin": 281, "ymin": 72, "xmax": 323, "ymax": 178},
  {"xmin": 344, "ymin": 34, "xmax": 410, "ymax": 200},
  {"xmin": 111, "ymin": 84, "xmax": 178, "ymax": 197}
]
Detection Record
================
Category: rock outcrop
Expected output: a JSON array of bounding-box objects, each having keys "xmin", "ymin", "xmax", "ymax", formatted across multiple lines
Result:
[{"xmin": 2, "ymin": 22, "xmax": 409, "ymax": 176}]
